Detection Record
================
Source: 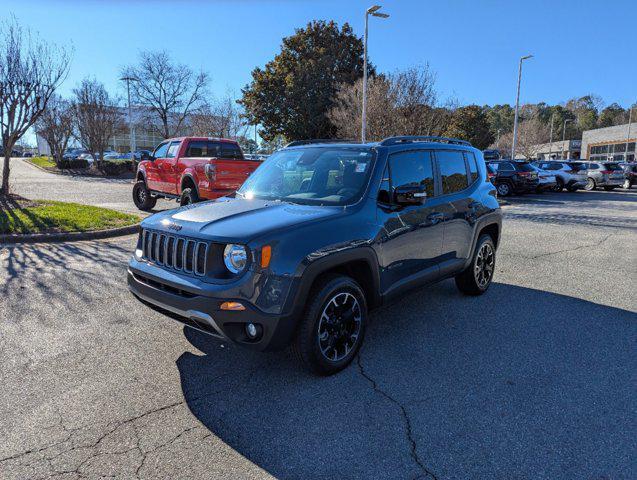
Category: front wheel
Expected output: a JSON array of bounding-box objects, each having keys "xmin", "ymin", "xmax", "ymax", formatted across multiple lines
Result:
[
  {"xmin": 603, "ymin": 186, "xmax": 616, "ymax": 191},
  {"xmin": 623, "ymin": 179, "xmax": 632, "ymax": 189},
  {"xmin": 132, "ymin": 180, "xmax": 157, "ymax": 211},
  {"xmin": 455, "ymin": 234, "xmax": 496, "ymax": 296},
  {"xmin": 584, "ymin": 177, "xmax": 596, "ymax": 191},
  {"xmin": 292, "ymin": 275, "xmax": 367, "ymax": 375}
]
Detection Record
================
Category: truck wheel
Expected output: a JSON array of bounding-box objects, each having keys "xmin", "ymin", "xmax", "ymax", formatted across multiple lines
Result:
[
  {"xmin": 132, "ymin": 180, "xmax": 157, "ymax": 211},
  {"xmin": 180, "ymin": 187, "xmax": 199, "ymax": 206},
  {"xmin": 455, "ymin": 234, "xmax": 496, "ymax": 296},
  {"xmin": 292, "ymin": 274, "xmax": 367, "ymax": 376}
]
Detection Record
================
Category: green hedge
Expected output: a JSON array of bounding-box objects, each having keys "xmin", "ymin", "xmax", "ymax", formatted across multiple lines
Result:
[{"xmin": 96, "ymin": 159, "xmax": 135, "ymax": 175}]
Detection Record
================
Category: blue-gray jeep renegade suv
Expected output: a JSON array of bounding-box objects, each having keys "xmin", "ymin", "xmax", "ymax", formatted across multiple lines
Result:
[{"xmin": 128, "ymin": 136, "xmax": 502, "ymax": 375}]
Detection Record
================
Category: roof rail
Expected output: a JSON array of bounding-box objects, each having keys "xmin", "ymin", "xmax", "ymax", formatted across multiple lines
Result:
[
  {"xmin": 284, "ymin": 139, "xmax": 357, "ymax": 148},
  {"xmin": 379, "ymin": 136, "xmax": 472, "ymax": 147}
]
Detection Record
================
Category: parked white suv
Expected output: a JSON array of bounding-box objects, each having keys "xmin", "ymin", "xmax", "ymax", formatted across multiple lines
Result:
[{"xmin": 535, "ymin": 161, "xmax": 588, "ymax": 192}]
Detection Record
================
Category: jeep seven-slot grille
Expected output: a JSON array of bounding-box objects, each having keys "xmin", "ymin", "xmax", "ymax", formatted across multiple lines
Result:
[{"xmin": 142, "ymin": 230, "xmax": 208, "ymax": 276}]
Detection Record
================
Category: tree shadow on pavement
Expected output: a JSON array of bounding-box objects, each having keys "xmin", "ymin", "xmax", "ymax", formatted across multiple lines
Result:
[{"xmin": 176, "ymin": 280, "xmax": 637, "ymax": 480}]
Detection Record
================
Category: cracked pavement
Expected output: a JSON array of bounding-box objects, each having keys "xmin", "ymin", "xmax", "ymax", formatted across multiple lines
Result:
[{"xmin": 1, "ymin": 188, "xmax": 636, "ymax": 479}]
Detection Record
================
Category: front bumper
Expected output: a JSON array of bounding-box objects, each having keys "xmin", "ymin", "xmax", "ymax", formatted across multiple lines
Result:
[{"xmin": 127, "ymin": 261, "xmax": 299, "ymax": 351}]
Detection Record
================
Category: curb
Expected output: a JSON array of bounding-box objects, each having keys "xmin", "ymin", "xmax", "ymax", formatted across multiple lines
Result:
[{"xmin": 0, "ymin": 224, "xmax": 140, "ymax": 245}]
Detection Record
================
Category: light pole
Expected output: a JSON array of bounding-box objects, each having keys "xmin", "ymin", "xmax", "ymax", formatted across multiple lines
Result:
[
  {"xmin": 510, "ymin": 54, "xmax": 533, "ymax": 160},
  {"xmin": 362, "ymin": 5, "xmax": 389, "ymax": 143},
  {"xmin": 561, "ymin": 118, "xmax": 572, "ymax": 159},
  {"xmin": 547, "ymin": 113, "xmax": 555, "ymax": 160},
  {"xmin": 120, "ymin": 76, "xmax": 137, "ymax": 159},
  {"xmin": 625, "ymin": 106, "xmax": 633, "ymax": 161}
]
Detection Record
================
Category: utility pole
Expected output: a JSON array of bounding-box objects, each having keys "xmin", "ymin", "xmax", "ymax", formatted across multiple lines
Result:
[
  {"xmin": 361, "ymin": 5, "xmax": 389, "ymax": 143},
  {"xmin": 120, "ymin": 76, "xmax": 137, "ymax": 158},
  {"xmin": 625, "ymin": 106, "xmax": 633, "ymax": 161},
  {"xmin": 547, "ymin": 113, "xmax": 555, "ymax": 160},
  {"xmin": 511, "ymin": 55, "xmax": 533, "ymax": 160}
]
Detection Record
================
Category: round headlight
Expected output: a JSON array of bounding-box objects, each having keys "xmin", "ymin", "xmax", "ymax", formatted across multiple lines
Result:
[{"xmin": 223, "ymin": 244, "xmax": 247, "ymax": 274}]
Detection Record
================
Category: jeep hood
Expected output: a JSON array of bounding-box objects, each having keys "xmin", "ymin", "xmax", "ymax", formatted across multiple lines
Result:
[{"xmin": 141, "ymin": 197, "xmax": 345, "ymax": 242}]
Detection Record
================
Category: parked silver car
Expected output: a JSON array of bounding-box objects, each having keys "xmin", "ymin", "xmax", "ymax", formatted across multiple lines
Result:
[
  {"xmin": 535, "ymin": 161, "xmax": 588, "ymax": 192},
  {"xmin": 580, "ymin": 161, "xmax": 625, "ymax": 191}
]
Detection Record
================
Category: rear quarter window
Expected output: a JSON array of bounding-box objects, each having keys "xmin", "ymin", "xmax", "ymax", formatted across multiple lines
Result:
[
  {"xmin": 220, "ymin": 143, "xmax": 243, "ymax": 160},
  {"xmin": 514, "ymin": 163, "xmax": 535, "ymax": 172}
]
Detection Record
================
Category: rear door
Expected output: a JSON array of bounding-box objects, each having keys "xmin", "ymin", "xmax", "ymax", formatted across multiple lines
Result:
[
  {"xmin": 435, "ymin": 150, "xmax": 475, "ymax": 272},
  {"xmin": 145, "ymin": 141, "xmax": 169, "ymax": 191}
]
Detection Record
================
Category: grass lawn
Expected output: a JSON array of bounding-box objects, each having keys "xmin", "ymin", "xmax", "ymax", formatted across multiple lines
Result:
[
  {"xmin": 28, "ymin": 156, "xmax": 57, "ymax": 169},
  {"xmin": 0, "ymin": 196, "xmax": 139, "ymax": 235}
]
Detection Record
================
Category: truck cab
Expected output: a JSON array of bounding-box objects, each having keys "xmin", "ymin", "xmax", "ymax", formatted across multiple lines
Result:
[{"xmin": 133, "ymin": 137, "xmax": 261, "ymax": 211}]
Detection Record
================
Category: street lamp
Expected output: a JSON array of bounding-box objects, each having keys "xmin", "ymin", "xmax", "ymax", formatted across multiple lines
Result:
[
  {"xmin": 362, "ymin": 5, "xmax": 389, "ymax": 143},
  {"xmin": 625, "ymin": 106, "xmax": 634, "ymax": 161},
  {"xmin": 510, "ymin": 54, "xmax": 533, "ymax": 160},
  {"xmin": 561, "ymin": 118, "xmax": 572, "ymax": 159},
  {"xmin": 547, "ymin": 113, "xmax": 555, "ymax": 160},
  {"xmin": 120, "ymin": 76, "xmax": 138, "ymax": 160}
]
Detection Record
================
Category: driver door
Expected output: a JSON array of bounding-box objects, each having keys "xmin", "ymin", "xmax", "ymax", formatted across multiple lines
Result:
[
  {"xmin": 377, "ymin": 149, "xmax": 445, "ymax": 296},
  {"xmin": 146, "ymin": 141, "xmax": 169, "ymax": 191}
]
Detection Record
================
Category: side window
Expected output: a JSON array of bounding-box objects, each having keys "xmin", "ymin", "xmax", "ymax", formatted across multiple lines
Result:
[
  {"xmin": 499, "ymin": 162, "xmax": 515, "ymax": 171},
  {"xmin": 589, "ymin": 163, "xmax": 599, "ymax": 169},
  {"xmin": 153, "ymin": 142, "xmax": 169, "ymax": 158},
  {"xmin": 185, "ymin": 141, "xmax": 207, "ymax": 157},
  {"xmin": 389, "ymin": 150, "xmax": 435, "ymax": 198},
  {"xmin": 466, "ymin": 152, "xmax": 479, "ymax": 183},
  {"xmin": 206, "ymin": 141, "xmax": 221, "ymax": 157},
  {"xmin": 166, "ymin": 141, "xmax": 181, "ymax": 159},
  {"xmin": 489, "ymin": 162, "xmax": 499, "ymax": 171},
  {"xmin": 220, "ymin": 142, "xmax": 243, "ymax": 160},
  {"xmin": 437, "ymin": 150, "xmax": 469, "ymax": 194}
]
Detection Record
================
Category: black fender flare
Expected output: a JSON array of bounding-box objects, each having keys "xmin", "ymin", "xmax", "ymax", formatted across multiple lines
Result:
[
  {"xmin": 462, "ymin": 212, "xmax": 502, "ymax": 270},
  {"xmin": 180, "ymin": 174, "xmax": 200, "ymax": 198},
  {"xmin": 136, "ymin": 169, "xmax": 147, "ymax": 183},
  {"xmin": 283, "ymin": 246, "xmax": 382, "ymax": 317}
]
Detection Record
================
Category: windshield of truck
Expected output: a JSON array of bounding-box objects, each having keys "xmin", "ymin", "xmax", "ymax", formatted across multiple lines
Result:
[{"xmin": 237, "ymin": 146, "xmax": 376, "ymax": 206}]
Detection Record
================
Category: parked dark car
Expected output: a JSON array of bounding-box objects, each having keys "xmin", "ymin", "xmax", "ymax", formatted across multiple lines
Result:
[
  {"xmin": 482, "ymin": 149, "xmax": 502, "ymax": 161},
  {"xmin": 620, "ymin": 163, "xmax": 637, "ymax": 189},
  {"xmin": 486, "ymin": 160, "xmax": 539, "ymax": 196},
  {"xmin": 128, "ymin": 136, "xmax": 502, "ymax": 375}
]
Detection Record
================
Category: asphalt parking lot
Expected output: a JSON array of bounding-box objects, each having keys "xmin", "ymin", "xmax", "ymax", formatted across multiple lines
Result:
[{"xmin": 1, "ymin": 185, "xmax": 636, "ymax": 479}]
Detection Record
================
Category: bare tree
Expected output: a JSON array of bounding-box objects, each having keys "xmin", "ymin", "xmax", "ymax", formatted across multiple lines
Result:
[
  {"xmin": 122, "ymin": 50, "xmax": 208, "ymax": 139},
  {"xmin": 35, "ymin": 94, "xmax": 74, "ymax": 166},
  {"xmin": 329, "ymin": 65, "xmax": 447, "ymax": 141},
  {"xmin": 0, "ymin": 17, "xmax": 70, "ymax": 194},
  {"xmin": 72, "ymin": 79, "xmax": 125, "ymax": 163},
  {"xmin": 190, "ymin": 93, "xmax": 248, "ymax": 139},
  {"xmin": 498, "ymin": 117, "xmax": 550, "ymax": 160}
]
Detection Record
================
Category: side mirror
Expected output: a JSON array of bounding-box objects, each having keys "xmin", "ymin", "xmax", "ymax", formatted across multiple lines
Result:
[{"xmin": 394, "ymin": 184, "xmax": 427, "ymax": 205}]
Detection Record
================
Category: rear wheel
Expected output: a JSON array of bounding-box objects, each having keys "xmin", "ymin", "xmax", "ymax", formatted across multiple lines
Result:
[
  {"xmin": 584, "ymin": 177, "xmax": 596, "ymax": 191},
  {"xmin": 603, "ymin": 186, "xmax": 616, "ymax": 191},
  {"xmin": 553, "ymin": 178, "xmax": 564, "ymax": 192},
  {"xmin": 496, "ymin": 182, "xmax": 511, "ymax": 197},
  {"xmin": 180, "ymin": 187, "xmax": 199, "ymax": 206},
  {"xmin": 624, "ymin": 179, "xmax": 632, "ymax": 189},
  {"xmin": 455, "ymin": 234, "xmax": 496, "ymax": 296},
  {"xmin": 292, "ymin": 274, "xmax": 367, "ymax": 375},
  {"xmin": 566, "ymin": 183, "xmax": 579, "ymax": 192},
  {"xmin": 132, "ymin": 180, "xmax": 157, "ymax": 211}
]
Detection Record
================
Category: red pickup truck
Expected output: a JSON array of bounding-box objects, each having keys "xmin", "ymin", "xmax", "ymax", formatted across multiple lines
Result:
[{"xmin": 133, "ymin": 137, "xmax": 261, "ymax": 211}]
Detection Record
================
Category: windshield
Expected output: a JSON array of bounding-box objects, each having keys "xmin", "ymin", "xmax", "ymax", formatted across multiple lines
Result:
[{"xmin": 237, "ymin": 146, "xmax": 375, "ymax": 206}]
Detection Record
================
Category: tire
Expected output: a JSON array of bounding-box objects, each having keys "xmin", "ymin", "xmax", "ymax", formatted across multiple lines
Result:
[
  {"xmin": 455, "ymin": 234, "xmax": 496, "ymax": 296},
  {"xmin": 292, "ymin": 274, "xmax": 367, "ymax": 375},
  {"xmin": 553, "ymin": 178, "xmax": 564, "ymax": 192},
  {"xmin": 132, "ymin": 180, "xmax": 157, "ymax": 211},
  {"xmin": 566, "ymin": 184, "xmax": 579, "ymax": 192},
  {"xmin": 584, "ymin": 177, "xmax": 596, "ymax": 191},
  {"xmin": 603, "ymin": 186, "xmax": 616, "ymax": 191},
  {"xmin": 496, "ymin": 182, "xmax": 512, "ymax": 197},
  {"xmin": 180, "ymin": 187, "xmax": 199, "ymax": 206},
  {"xmin": 623, "ymin": 179, "xmax": 632, "ymax": 189}
]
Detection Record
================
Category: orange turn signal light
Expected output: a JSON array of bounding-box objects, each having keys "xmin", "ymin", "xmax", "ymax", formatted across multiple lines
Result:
[
  {"xmin": 261, "ymin": 245, "xmax": 272, "ymax": 268},
  {"xmin": 220, "ymin": 301, "xmax": 245, "ymax": 311}
]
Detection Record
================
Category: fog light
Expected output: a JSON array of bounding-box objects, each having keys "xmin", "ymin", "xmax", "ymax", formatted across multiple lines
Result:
[
  {"xmin": 135, "ymin": 248, "xmax": 143, "ymax": 260},
  {"xmin": 220, "ymin": 301, "xmax": 245, "ymax": 311},
  {"xmin": 246, "ymin": 323, "xmax": 258, "ymax": 339}
]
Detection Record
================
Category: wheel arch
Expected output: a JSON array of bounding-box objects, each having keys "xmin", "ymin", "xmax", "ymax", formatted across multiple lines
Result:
[{"xmin": 180, "ymin": 173, "xmax": 198, "ymax": 196}]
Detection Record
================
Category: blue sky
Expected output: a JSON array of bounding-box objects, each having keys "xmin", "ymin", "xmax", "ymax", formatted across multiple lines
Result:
[{"xmin": 2, "ymin": 0, "xmax": 635, "ymax": 108}]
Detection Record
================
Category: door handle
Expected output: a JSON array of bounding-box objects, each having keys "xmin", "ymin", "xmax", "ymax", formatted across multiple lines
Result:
[{"xmin": 427, "ymin": 212, "xmax": 444, "ymax": 223}]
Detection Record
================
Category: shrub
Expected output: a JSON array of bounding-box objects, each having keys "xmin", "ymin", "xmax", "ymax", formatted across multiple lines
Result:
[
  {"xmin": 58, "ymin": 158, "xmax": 89, "ymax": 169},
  {"xmin": 95, "ymin": 159, "xmax": 135, "ymax": 176}
]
